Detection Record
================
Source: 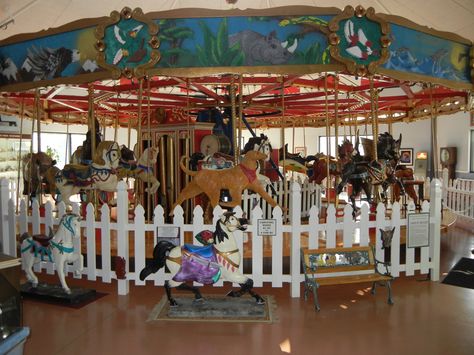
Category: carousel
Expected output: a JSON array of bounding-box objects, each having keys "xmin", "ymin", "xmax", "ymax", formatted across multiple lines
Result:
[{"xmin": 0, "ymin": 4, "xmax": 471, "ymax": 302}]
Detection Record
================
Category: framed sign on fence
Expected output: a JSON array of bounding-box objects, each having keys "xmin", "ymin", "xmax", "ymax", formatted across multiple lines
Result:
[{"xmin": 407, "ymin": 212, "xmax": 430, "ymax": 248}]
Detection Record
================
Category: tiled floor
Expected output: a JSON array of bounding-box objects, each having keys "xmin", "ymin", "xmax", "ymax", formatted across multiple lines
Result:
[{"xmin": 21, "ymin": 224, "xmax": 474, "ymax": 355}]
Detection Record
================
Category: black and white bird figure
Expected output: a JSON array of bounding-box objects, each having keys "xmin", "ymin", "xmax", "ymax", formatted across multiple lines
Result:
[
  {"xmin": 22, "ymin": 46, "xmax": 80, "ymax": 81},
  {"xmin": 0, "ymin": 56, "xmax": 18, "ymax": 82}
]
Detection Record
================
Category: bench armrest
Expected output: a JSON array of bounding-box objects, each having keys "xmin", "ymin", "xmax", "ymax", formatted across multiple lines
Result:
[{"xmin": 374, "ymin": 258, "xmax": 392, "ymax": 277}]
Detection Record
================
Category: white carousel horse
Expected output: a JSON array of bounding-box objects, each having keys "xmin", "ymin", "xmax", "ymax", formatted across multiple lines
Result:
[
  {"xmin": 139, "ymin": 211, "xmax": 265, "ymax": 306},
  {"xmin": 20, "ymin": 213, "xmax": 83, "ymax": 294},
  {"xmin": 118, "ymin": 146, "xmax": 160, "ymax": 194},
  {"xmin": 55, "ymin": 141, "xmax": 121, "ymax": 206}
]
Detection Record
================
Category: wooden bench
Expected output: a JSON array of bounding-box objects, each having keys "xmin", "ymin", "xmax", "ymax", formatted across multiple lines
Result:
[{"xmin": 301, "ymin": 245, "xmax": 394, "ymax": 311}]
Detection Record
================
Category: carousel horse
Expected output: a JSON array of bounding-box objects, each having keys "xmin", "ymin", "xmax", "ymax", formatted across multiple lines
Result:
[
  {"xmin": 139, "ymin": 211, "xmax": 265, "ymax": 306},
  {"xmin": 308, "ymin": 139, "xmax": 355, "ymax": 184},
  {"xmin": 278, "ymin": 143, "xmax": 313, "ymax": 174},
  {"xmin": 118, "ymin": 146, "xmax": 160, "ymax": 194},
  {"xmin": 55, "ymin": 141, "xmax": 121, "ymax": 206},
  {"xmin": 20, "ymin": 213, "xmax": 83, "ymax": 294},
  {"xmin": 393, "ymin": 166, "xmax": 419, "ymax": 205},
  {"xmin": 242, "ymin": 134, "xmax": 273, "ymax": 186},
  {"xmin": 81, "ymin": 118, "xmax": 102, "ymax": 163},
  {"xmin": 337, "ymin": 132, "xmax": 403, "ymax": 216},
  {"xmin": 70, "ymin": 146, "xmax": 83, "ymax": 165},
  {"xmin": 43, "ymin": 165, "xmax": 61, "ymax": 200},
  {"xmin": 22, "ymin": 152, "xmax": 57, "ymax": 198},
  {"xmin": 171, "ymin": 149, "xmax": 279, "ymax": 215}
]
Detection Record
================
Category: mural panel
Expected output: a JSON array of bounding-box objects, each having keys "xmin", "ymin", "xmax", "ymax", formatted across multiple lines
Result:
[
  {"xmin": 0, "ymin": 8, "xmax": 471, "ymax": 89},
  {"xmin": 383, "ymin": 23, "xmax": 471, "ymax": 83}
]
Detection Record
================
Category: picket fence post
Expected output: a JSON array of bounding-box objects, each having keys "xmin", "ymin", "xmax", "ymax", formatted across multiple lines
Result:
[
  {"xmin": 289, "ymin": 181, "xmax": 301, "ymax": 298},
  {"xmin": 429, "ymin": 178, "xmax": 442, "ymax": 281},
  {"xmin": 116, "ymin": 180, "xmax": 129, "ymax": 295}
]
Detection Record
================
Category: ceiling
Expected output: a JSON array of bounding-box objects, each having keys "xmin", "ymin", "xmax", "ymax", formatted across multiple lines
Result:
[{"xmin": 0, "ymin": 0, "xmax": 472, "ymax": 129}]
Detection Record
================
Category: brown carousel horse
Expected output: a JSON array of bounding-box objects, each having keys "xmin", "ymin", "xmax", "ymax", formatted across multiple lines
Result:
[
  {"xmin": 393, "ymin": 166, "xmax": 419, "ymax": 205},
  {"xmin": 22, "ymin": 152, "xmax": 57, "ymax": 198},
  {"xmin": 308, "ymin": 139, "xmax": 355, "ymax": 184}
]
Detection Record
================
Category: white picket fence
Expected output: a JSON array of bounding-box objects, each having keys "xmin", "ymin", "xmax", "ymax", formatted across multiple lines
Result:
[
  {"xmin": 442, "ymin": 170, "xmax": 474, "ymax": 227},
  {"xmin": 241, "ymin": 179, "xmax": 321, "ymax": 220},
  {"xmin": 0, "ymin": 177, "xmax": 443, "ymax": 298}
]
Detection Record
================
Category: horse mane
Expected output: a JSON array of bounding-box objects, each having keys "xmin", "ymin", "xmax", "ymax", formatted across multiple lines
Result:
[
  {"xmin": 213, "ymin": 212, "xmax": 234, "ymax": 243},
  {"xmin": 93, "ymin": 141, "xmax": 116, "ymax": 165},
  {"xmin": 242, "ymin": 134, "xmax": 271, "ymax": 154},
  {"xmin": 58, "ymin": 213, "xmax": 80, "ymax": 236}
]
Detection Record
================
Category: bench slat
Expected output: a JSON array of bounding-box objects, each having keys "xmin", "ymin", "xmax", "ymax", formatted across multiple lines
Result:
[{"xmin": 316, "ymin": 273, "xmax": 392, "ymax": 286}]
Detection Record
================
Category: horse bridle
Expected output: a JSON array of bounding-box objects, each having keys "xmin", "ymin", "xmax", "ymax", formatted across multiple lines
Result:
[{"xmin": 105, "ymin": 144, "xmax": 120, "ymax": 165}]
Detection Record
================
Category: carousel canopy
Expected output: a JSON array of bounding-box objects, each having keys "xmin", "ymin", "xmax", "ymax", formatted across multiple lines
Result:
[
  {"xmin": 0, "ymin": 1, "xmax": 472, "ymax": 129},
  {"xmin": 1, "ymin": 1, "xmax": 473, "ymax": 42}
]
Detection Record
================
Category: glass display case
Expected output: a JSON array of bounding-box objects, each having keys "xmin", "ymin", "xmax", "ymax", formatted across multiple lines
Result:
[{"xmin": 0, "ymin": 253, "xmax": 22, "ymax": 337}]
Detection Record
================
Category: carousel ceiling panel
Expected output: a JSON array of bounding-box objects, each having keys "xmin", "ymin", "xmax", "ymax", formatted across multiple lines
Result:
[
  {"xmin": 0, "ymin": 0, "xmax": 473, "ymax": 42},
  {"xmin": 0, "ymin": 72, "xmax": 466, "ymax": 128}
]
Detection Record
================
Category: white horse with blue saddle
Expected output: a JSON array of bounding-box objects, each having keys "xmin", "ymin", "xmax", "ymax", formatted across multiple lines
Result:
[{"xmin": 20, "ymin": 213, "xmax": 83, "ymax": 294}]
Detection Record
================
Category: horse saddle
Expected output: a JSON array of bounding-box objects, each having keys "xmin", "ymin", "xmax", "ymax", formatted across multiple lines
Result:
[
  {"xmin": 61, "ymin": 164, "xmax": 93, "ymax": 185},
  {"xmin": 173, "ymin": 244, "xmax": 221, "ymax": 284},
  {"xmin": 31, "ymin": 227, "xmax": 54, "ymax": 247}
]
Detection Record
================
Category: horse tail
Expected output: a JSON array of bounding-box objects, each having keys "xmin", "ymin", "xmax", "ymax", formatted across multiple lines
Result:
[
  {"xmin": 139, "ymin": 241, "xmax": 175, "ymax": 281},
  {"xmin": 180, "ymin": 156, "xmax": 197, "ymax": 177}
]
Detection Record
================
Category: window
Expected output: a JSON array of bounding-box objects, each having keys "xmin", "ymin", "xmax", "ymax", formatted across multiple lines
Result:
[
  {"xmin": 32, "ymin": 132, "xmax": 85, "ymax": 168},
  {"xmin": 318, "ymin": 134, "xmax": 373, "ymax": 156}
]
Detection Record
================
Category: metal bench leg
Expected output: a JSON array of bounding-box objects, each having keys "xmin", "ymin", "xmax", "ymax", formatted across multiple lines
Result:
[
  {"xmin": 312, "ymin": 282, "xmax": 321, "ymax": 311},
  {"xmin": 371, "ymin": 281, "xmax": 377, "ymax": 295},
  {"xmin": 386, "ymin": 280, "xmax": 394, "ymax": 305},
  {"xmin": 303, "ymin": 278, "xmax": 309, "ymax": 301}
]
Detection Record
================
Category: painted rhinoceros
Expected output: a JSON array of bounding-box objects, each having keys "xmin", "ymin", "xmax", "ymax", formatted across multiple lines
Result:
[{"xmin": 229, "ymin": 30, "xmax": 297, "ymax": 66}]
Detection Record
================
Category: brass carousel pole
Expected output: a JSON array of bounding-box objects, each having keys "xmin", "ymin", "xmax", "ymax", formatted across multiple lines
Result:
[
  {"xmin": 280, "ymin": 76, "xmax": 287, "ymax": 216},
  {"xmin": 27, "ymin": 95, "xmax": 36, "ymax": 200},
  {"xmin": 35, "ymin": 89, "xmax": 41, "ymax": 154},
  {"xmin": 35, "ymin": 89, "xmax": 44, "ymax": 205},
  {"xmin": 136, "ymin": 78, "xmax": 144, "ymax": 207},
  {"xmin": 114, "ymin": 88, "xmax": 119, "ymax": 142},
  {"xmin": 238, "ymin": 75, "xmax": 243, "ymax": 159},
  {"xmin": 146, "ymin": 78, "xmax": 152, "ymax": 221},
  {"xmin": 16, "ymin": 99, "xmax": 25, "ymax": 213},
  {"xmin": 324, "ymin": 74, "xmax": 331, "ymax": 204},
  {"xmin": 369, "ymin": 76, "xmax": 378, "ymax": 162},
  {"xmin": 369, "ymin": 75, "xmax": 380, "ymax": 205},
  {"xmin": 388, "ymin": 109, "xmax": 393, "ymax": 135},
  {"xmin": 429, "ymin": 84, "xmax": 439, "ymax": 179},
  {"xmin": 87, "ymin": 83, "xmax": 98, "ymax": 210},
  {"xmin": 334, "ymin": 73, "xmax": 340, "ymax": 208},
  {"xmin": 230, "ymin": 76, "xmax": 238, "ymax": 165}
]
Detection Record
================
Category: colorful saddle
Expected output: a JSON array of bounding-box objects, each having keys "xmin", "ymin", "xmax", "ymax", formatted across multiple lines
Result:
[{"xmin": 173, "ymin": 244, "xmax": 221, "ymax": 284}]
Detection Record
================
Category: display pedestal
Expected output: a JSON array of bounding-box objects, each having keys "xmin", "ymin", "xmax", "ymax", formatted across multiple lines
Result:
[{"xmin": 20, "ymin": 283, "xmax": 96, "ymax": 306}]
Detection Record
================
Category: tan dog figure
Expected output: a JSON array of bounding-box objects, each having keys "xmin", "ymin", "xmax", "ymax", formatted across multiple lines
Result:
[{"xmin": 171, "ymin": 150, "xmax": 278, "ymax": 214}]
